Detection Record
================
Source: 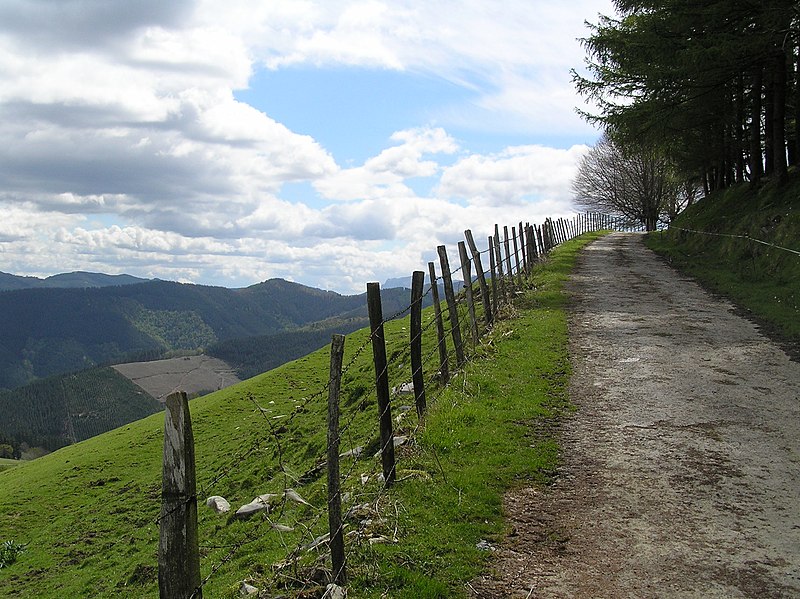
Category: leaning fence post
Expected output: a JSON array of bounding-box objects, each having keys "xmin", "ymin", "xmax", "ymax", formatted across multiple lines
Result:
[
  {"xmin": 409, "ymin": 271, "xmax": 427, "ymax": 417},
  {"xmin": 427, "ymin": 262, "xmax": 450, "ymax": 384},
  {"xmin": 437, "ymin": 245, "xmax": 466, "ymax": 368},
  {"xmin": 464, "ymin": 229, "xmax": 493, "ymax": 328},
  {"xmin": 527, "ymin": 224, "xmax": 538, "ymax": 265},
  {"xmin": 518, "ymin": 221, "xmax": 527, "ymax": 275},
  {"xmin": 366, "ymin": 283, "xmax": 396, "ymax": 486},
  {"xmin": 327, "ymin": 334, "xmax": 347, "ymax": 585},
  {"xmin": 159, "ymin": 391, "xmax": 201, "ymax": 599},
  {"xmin": 488, "ymin": 236, "xmax": 498, "ymax": 315},
  {"xmin": 511, "ymin": 226, "xmax": 523, "ymax": 288},
  {"xmin": 457, "ymin": 241, "xmax": 479, "ymax": 346}
]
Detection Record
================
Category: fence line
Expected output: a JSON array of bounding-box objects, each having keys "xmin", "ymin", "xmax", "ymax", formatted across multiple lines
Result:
[
  {"xmin": 667, "ymin": 225, "xmax": 800, "ymax": 257},
  {"xmin": 157, "ymin": 211, "xmax": 624, "ymax": 597}
]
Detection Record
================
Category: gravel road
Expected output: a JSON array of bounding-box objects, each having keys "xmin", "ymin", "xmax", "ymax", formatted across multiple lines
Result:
[{"xmin": 470, "ymin": 232, "xmax": 800, "ymax": 598}]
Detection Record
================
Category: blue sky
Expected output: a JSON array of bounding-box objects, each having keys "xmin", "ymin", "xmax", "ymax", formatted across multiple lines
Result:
[{"xmin": 0, "ymin": 0, "xmax": 614, "ymax": 293}]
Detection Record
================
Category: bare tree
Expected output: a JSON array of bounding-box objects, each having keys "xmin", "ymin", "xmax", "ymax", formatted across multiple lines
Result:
[{"xmin": 572, "ymin": 135, "xmax": 688, "ymax": 231}]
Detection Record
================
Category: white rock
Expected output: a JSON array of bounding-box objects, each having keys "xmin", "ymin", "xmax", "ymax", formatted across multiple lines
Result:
[
  {"xmin": 392, "ymin": 382, "xmax": 414, "ymax": 395},
  {"xmin": 253, "ymin": 493, "xmax": 280, "ymax": 505},
  {"xmin": 234, "ymin": 501, "xmax": 269, "ymax": 520},
  {"xmin": 239, "ymin": 581, "xmax": 259, "ymax": 596},
  {"xmin": 205, "ymin": 496, "xmax": 230, "ymax": 514},
  {"xmin": 323, "ymin": 583, "xmax": 347, "ymax": 599},
  {"xmin": 284, "ymin": 488, "xmax": 312, "ymax": 507},
  {"xmin": 339, "ymin": 446, "xmax": 363, "ymax": 459}
]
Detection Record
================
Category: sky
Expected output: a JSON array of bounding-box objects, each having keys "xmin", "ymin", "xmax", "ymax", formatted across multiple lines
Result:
[{"xmin": 0, "ymin": 0, "xmax": 615, "ymax": 294}]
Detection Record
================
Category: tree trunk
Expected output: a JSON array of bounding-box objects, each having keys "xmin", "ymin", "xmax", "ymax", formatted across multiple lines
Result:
[
  {"xmin": 773, "ymin": 47, "xmax": 788, "ymax": 183},
  {"xmin": 764, "ymin": 64, "xmax": 775, "ymax": 175},
  {"xmin": 750, "ymin": 68, "xmax": 764, "ymax": 182},
  {"xmin": 736, "ymin": 72, "xmax": 746, "ymax": 183},
  {"xmin": 794, "ymin": 35, "xmax": 800, "ymax": 166}
]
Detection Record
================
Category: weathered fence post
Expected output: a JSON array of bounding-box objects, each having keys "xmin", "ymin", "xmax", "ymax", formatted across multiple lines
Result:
[
  {"xmin": 527, "ymin": 224, "xmax": 538, "ymax": 266},
  {"xmin": 457, "ymin": 241, "xmax": 479, "ymax": 346},
  {"xmin": 511, "ymin": 226, "xmax": 522, "ymax": 288},
  {"xmin": 366, "ymin": 283, "xmax": 396, "ymax": 486},
  {"xmin": 327, "ymin": 334, "xmax": 347, "ymax": 585},
  {"xmin": 493, "ymin": 225, "xmax": 508, "ymax": 303},
  {"xmin": 437, "ymin": 246, "xmax": 466, "ymax": 368},
  {"xmin": 464, "ymin": 229, "xmax": 493, "ymax": 328},
  {"xmin": 427, "ymin": 262, "xmax": 450, "ymax": 384},
  {"xmin": 159, "ymin": 391, "xmax": 201, "ymax": 599},
  {"xmin": 502, "ymin": 225, "xmax": 514, "ymax": 291},
  {"xmin": 518, "ymin": 221, "xmax": 527, "ymax": 275},
  {"xmin": 488, "ymin": 236, "xmax": 498, "ymax": 314},
  {"xmin": 409, "ymin": 271, "xmax": 427, "ymax": 417},
  {"xmin": 536, "ymin": 223, "xmax": 545, "ymax": 255}
]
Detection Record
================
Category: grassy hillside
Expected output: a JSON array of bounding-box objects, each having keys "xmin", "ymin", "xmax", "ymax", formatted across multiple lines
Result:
[
  {"xmin": 0, "ymin": 233, "xmax": 601, "ymax": 598},
  {"xmin": 645, "ymin": 172, "xmax": 800, "ymax": 344}
]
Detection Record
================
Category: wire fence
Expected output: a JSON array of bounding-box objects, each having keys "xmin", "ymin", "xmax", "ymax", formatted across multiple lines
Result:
[
  {"xmin": 666, "ymin": 225, "xmax": 800, "ymax": 257},
  {"xmin": 155, "ymin": 212, "xmax": 621, "ymax": 598}
]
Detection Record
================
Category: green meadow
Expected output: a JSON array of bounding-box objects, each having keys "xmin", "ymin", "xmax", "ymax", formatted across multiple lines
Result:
[{"xmin": 0, "ymin": 232, "xmax": 603, "ymax": 598}]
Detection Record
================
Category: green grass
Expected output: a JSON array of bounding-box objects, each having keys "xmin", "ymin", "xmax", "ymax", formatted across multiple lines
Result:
[
  {"xmin": 0, "ymin": 232, "xmax": 602, "ymax": 598},
  {"xmin": 0, "ymin": 459, "xmax": 21, "ymax": 473},
  {"xmin": 645, "ymin": 172, "xmax": 800, "ymax": 342}
]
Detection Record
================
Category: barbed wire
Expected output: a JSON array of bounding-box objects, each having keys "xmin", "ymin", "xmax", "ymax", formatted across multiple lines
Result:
[
  {"xmin": 667, "ymin": 225, "xmax": 800, "ymax": 257},
  {"xmin": 156, "ymin": 213, "xmax": 610, "ymax": 595}
]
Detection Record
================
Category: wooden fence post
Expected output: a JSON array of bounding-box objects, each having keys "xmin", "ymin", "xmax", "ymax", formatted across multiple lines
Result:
[
  {"xmin": 366, "ymin": 283, "xmax": 396, "ymax": 486},
  {"xmin": 409, "ymin": 271, "xmax": 427, "ymax": 417},
  {"xmin": 437, "ymin": 246, "xmax": 466, "ymax": 368},
  {"xmin": 511, "ymin": 226, "xmax": 522, "ymax": 288},
  {"xmin": 488, "ymin": 237, "xmax": 498, "ymax": 314},
  {"xmin": 493, "ymin": 225, "xmax": 508, "ymax": 303},
  {"xmin": 457, "ymin": 241, "xmax": 479, "ymax": 346},
  {"xmin": 503, "ymin": 225, "xmax": 514, "ymax": 291},
  {"xmin": 527, "ymin": 224, "xmax": 538, "ymax": 265},
  {"xmin": 518, "ymin": 221, "xmax": 527, "ymax": 275},
  {"xmin": 427, "ymin": 262, "xmax": 450, "ymax": 384},
  {"xmin": 159, "ymin": 391, "xmax": 201, "ymax": 599},
  {"xmin": 464, "ymin": 229, "xmax": 493, "ymax": 328},
  {"xmin": 536, "ymin": 223, "xmax": 545, "ymax": 255},
  {"xmin": 327, "ymin": 334, "xmax": 346, "ymax": 585}
]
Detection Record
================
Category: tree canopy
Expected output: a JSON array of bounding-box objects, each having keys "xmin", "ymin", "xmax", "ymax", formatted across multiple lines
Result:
[
  {"xmin": 572, "ymin": 134, "xmax": 689, "ymax": 230},
  {"xmin": 574, "ymin": 0, "xmax": 799, "ymax": 191}
]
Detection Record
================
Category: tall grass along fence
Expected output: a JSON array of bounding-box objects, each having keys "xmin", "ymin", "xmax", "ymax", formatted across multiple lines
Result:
[{"xmin": 156, "ymin": 212, "xmax": 622, "ymax": 598}]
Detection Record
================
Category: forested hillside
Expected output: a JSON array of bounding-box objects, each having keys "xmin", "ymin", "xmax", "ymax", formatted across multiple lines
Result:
[
  {"xmin": 208, "ymin": 285, "xmax": 422, "ymax": 380},
  {"xmin": 0, "ymin": 367, "xmax": 162, "ymax": 455},
  {"xmin": 0, "ymin": 278, "xmax": 364, "ymax": 389},
  {"xmin": 0, "ymin": 282, "xmax": 419, "ymax": 454},
  {"xmin": 575, "ymin": 1, "xmax": 798, "ymax": 195}
]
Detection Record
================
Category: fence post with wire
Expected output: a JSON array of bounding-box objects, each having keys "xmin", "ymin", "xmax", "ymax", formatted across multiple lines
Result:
[{"xmin": 154, "ymin": 211, "xmax": 625, "ymax": 598}]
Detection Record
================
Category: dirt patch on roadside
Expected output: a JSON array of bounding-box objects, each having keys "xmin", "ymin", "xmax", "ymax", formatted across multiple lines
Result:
[{"xmin": 469, "ymin": 233, "xmax": 800, "ymax": 598}]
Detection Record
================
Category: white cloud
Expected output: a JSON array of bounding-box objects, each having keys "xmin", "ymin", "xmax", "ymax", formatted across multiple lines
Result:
[
  {"xmin": 314, "ymin": 126, "xmax": 458, "ymax": 201},
  {"xmin": 0, "ymin": 0, "xmax": 610, "ymax": 292},
  {"xmin": 438, "ymin": 144, "xmax": 589, "ymax": 207}
]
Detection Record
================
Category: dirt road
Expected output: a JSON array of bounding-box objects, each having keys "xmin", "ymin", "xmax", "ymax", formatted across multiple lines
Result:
[{"xmin": 470, "ymin": 233, "xmax": 800, "ymax": 598}]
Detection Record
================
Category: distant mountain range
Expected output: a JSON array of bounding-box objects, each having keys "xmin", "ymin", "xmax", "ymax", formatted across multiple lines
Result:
[
  {"xmin": 0, "ymin": 272, "xmax": 423, "ymax": 390},
  {"xmin": 0, "ymin": 270, "xmax": 150, "ymax": 291}
]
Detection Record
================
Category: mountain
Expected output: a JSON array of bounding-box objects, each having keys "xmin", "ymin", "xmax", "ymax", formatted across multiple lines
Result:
[
  {"xmin": 0, "ymin": 277, "xmax": 399, "ymax": 390},
  {"xmin": 0, "ymin": 283, "xmax": 419, "ymax": 454},
  {"xmin": 0, "ymin": 270, "xmax": 150, "ymax": 291}
]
